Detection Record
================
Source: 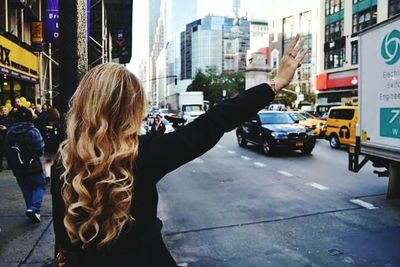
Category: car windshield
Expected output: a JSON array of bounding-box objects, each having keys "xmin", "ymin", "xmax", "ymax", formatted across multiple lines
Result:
[
  {"xmin": 159, "ymin": 109, "xmax": 169, "ymax": 114},
  {"xmin": 289, "ymin": 113, "xmax": 306, "ymax": 121},
  {"xmin": 300, "ymin": 112, "xmax": 314, "ymax": 119},
  {"xmin": 184, "ymin": 105, "xmax": 202, "ymax": 112},
  {"xmin": 259, "ymin": 113, "xmax": 295, "ymax": 124}
]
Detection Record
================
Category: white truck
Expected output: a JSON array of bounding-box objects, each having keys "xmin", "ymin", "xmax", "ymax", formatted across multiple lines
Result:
[
  {"xmin": 166, "ymin": 91, "xmax": 205, "ymax": 125},
  {"xmin": 349, "ymin": 15, "xmax": 400, "ymax": 198}
]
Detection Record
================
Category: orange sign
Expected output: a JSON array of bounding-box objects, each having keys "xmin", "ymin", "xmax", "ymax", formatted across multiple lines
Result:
[{"xmin": 31, "ymin": 21, "xmax": 43, "ymax": 45}]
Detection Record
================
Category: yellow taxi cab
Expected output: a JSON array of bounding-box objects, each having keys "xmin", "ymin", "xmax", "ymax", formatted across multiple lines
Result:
[
  {"xmin": 325, "ymin": 106, "xmax": 358, "ymax": 149},
  {"xmin": 287, "ymin": 111, "xmax": 326, "ymax": 137}
]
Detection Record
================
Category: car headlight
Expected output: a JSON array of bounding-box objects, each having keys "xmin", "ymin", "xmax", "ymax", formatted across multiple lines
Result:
[{"xmin": 271, "ymin": 132, "xmax": 288, "ymax": 139}]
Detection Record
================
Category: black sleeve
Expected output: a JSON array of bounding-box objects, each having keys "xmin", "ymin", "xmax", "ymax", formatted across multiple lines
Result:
[
  {"xmin": 142, "ymin": 83, "xmax": 275, "ymax": 182},
  {"xmin": 50, "ymin": 160, "xmax": 72, "ymax": 254}
]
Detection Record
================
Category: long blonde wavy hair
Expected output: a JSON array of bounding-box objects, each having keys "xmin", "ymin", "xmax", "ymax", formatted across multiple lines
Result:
[{"xmin": 60, "ymin": 63, "xmax": 147, "ymax": 249}]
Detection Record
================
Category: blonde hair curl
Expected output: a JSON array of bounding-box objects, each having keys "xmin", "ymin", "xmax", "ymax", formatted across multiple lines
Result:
[{"xmin": 60, "ymin": 63, "xmax": 147, "ymax": 249}]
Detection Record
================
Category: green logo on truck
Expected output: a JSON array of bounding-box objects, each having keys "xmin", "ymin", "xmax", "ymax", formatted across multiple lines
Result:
[{"xmin": 381, "ymin": 29, "xmax": 400, "ymax": 65}]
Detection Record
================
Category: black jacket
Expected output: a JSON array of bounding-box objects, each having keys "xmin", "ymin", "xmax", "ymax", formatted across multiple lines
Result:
[{"xmin": 50, "ymin": 84, "xmax": 275, "ymax": 266}]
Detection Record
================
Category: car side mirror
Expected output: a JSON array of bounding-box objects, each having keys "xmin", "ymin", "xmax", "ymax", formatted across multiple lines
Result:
[{"xmin": 294, "ymin": 120, "xmax": 299, "ymax": 124}]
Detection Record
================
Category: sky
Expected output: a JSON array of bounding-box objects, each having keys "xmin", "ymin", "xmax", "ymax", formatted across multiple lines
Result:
[{"xmin": 127, "ymin": 0, "xmax": 318, "ymax": 74}]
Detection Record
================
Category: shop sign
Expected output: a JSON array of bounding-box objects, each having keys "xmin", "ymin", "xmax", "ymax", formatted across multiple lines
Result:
[
  {"xmin": 45, "ymin": 0, "xmax": 91, "ymax": 43},
  {"xmin": 31, "ymin": 21, "xmax": 43, "ymax": 52},
  {"xmin": 0, "ymin": 35, "xmax": 39, "ymax": 83},
  {"xmin": 45, "ymin": 0, "xmax": 59, "ymax": 43}
]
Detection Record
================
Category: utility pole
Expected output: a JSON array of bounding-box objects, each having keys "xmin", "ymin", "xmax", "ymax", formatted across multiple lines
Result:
[{"xmin": 58, "ymin": 0, "xmax": 88, "ymax": 116}]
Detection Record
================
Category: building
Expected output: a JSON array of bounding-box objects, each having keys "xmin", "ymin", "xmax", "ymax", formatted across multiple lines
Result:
[
  {"xmin": 268, "ymin": 6, "xmax": 320, "ymax": 102},
  {"xmin": 315, "ymin": 0, "xmax": 400, "ymax": 114},
  {"xmin": 149, "ymin": 16, "xmax": 164, "ymax": 105},
  {"xmin": 180, "ymin": 15, "xmax": 250, "ymax": 80},
  {"xmin": 0, "ymin": 1, "xmax": 41, "ymax": 107},
  {"xmin": 0, "ymin": 0, "xmax": 132, "ymax": 108},
  {"xmin": 249, "ymin": 19, "xmax": 269, "ymax": 53},
  {"xmin": 148, "ymin": 0, "xmax": 198, "ymax": 106},
  {"xmin": 149, "ymin": 0, "xmax": 161, "ymax": 55}
]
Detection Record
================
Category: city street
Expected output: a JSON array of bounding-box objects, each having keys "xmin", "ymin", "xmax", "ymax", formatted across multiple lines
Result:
[
  {"xmin": 0, "ymin": 131, "xmax": 399, "ymax": 266},
  {"xmin": 158, "ymin": 131, "xmax": 400, "ymax": 266}
]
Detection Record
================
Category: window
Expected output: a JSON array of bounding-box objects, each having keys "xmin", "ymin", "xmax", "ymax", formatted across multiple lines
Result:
[
  {"xmin": 325, "ymin": 47, "xmax": 345, "ymax": 69},
  {"xmin": 325, "ymin": 0, "xmax": 344, "ymax": 16},
  {"xmin": 389, "ymin": 0, "xmax": 400, "ymax": 17},
  {"xmin": 351, "ymin": 41, "xmax": 358, "ymax": 65},
  {"xmin": 329, "ymin": 109, "xmax": 355, "ymax": 120},
  {"xmin": 352, "ymin": 6, "xmax": 377, "ymax": 33},
  {"xmin": 325, "ymin": 20, "xmax": 344, "ymax": 42}
]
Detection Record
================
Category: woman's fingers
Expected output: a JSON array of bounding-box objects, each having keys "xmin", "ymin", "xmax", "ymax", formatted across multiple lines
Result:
[
  {"xmin": 296, "ymin": 47, "xmax": 309, "ymax": 65},
  {"xmin": 284, "ymin": 34, "xmax": 300, "ymax": 56},
  {"xmin": 291, "ymin": 39, "xmax": 305, "ymax": 58}
]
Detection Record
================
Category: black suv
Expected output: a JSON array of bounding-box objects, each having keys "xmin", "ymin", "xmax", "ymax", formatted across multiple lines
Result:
[{"xmin": 236, "ymin": 111, "xmax": 316, "ymax": 155}]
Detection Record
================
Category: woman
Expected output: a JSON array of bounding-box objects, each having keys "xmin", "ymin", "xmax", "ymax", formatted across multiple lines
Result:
[
  {"xmin": 150, "ymin": 114, "xmax": 166, "ymax": 135},
  {"xmin": 51, "ymin": 35, "xmax": 307, "ymax": 266}
]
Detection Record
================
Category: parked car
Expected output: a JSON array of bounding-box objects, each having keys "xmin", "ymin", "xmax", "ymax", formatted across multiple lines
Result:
[
  {"xmin": 236, "ymin": 111, "xmax": 316, "ymax": 155},
  {"xmin": 325, "ymin": 106, "xmax": 358, "ymax": 149}
]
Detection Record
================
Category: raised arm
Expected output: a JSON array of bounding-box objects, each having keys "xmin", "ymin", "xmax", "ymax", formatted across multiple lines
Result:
[{"xmin": 142, "ymin": 34, "xmax": 308, "ymax": 182}]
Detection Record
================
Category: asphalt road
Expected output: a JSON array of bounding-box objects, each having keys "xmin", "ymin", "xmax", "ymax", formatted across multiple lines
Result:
[
  {"xmin": 158, "ymin": 131, "xmax": 400, "ymax": 267},
  {"xmin": 0, "ymin": 132, "xmax": 399, "ymax": 267}
]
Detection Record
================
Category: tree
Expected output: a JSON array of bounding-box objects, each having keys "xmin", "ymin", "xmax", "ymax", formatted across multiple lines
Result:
[{"xmin": 187, "ymin": 68, "xmax": 245, "ymax": 105}]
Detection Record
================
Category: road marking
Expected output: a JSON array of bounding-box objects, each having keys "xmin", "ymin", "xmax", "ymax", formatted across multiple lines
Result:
[
  {"xmin": 216, "ymin": 144, "xmax": 224, "ymax": 148},
  {"xmin": 227, "ymin": 150, "xmax": 236, "ymax": 154},
  {"xmin": 350, "ymin": 199, "xmax": 378, "ymax": 210},
  {"xmin": 277, "ymin": 170, "xmax": 294, "ymax": 177},
  {"xmin": 254, "ymin": 162, "xmax": 266, "ymax": 167},
  {"xmin": 191, "ymin": 158, "xmax": 204, "ymax": 164},
  {"xmin": 307, "ymin": 182, "xmax": 329, "ymax": 191},
  {"xmin": 240, "ymin": 156, "xmax": 251, "ymax": 161}
]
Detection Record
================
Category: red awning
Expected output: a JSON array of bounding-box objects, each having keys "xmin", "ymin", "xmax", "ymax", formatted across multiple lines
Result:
[{"xmin": 315, "ymin": 73, "xmax": 358, "ymax": 91}]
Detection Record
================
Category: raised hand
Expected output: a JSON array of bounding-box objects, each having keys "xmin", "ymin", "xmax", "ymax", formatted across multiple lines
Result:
[{"xmin": 274, "ymin": 34, "xmax": 308, "ymax": 91}]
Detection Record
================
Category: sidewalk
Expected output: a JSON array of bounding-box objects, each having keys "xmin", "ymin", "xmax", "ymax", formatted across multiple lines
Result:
[{"xmin": 0, "ymin": 157, "xmax": 55, "ymax": 267}]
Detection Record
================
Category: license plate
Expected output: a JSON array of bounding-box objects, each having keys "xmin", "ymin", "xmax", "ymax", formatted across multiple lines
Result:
[{"xmin": 295, "ymin": 142, "xmax": 304, "ymax": 147}]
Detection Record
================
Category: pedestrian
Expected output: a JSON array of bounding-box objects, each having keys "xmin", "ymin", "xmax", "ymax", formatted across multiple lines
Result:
[
  {"xmin": 6, "ymin": 107, "xmax": 46, "ymax": 223},
  {"xmin": 42, "ymin": 103, "xmax": 49, "ymax": 112},
  {"xmin": 0, "ymin": 105, "xmax": 11, "ymax": 171},
  {"xmin": 45, "ymin": 106, "xmax": 61, "ymax": 152},
  {"xmin": 9, "ymin": 97, "xmax": 24, "ymax": 124},
  {"xmin": 150, "ymin": 114, "xmax": 166, "ymax": 135},
  {"xmin": 34, "ymin": 104, "xmax": 47, "ymax": 137},
  {"xmin": 50, "ymin": 35, "xmax": 306, "ymax": 266}
]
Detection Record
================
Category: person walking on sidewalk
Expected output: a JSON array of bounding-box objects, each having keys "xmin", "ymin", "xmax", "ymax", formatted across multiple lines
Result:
[
  {"xmin": 6, "ymin": 107, "xmax": 46, "ymax": 223},
  {"xmin": 0, "ymin": 105, "xmax": 11, "ymax": 171},
  {"xmin": 51, "ymin": 35, "xmax": 307, "ymax": 266}
]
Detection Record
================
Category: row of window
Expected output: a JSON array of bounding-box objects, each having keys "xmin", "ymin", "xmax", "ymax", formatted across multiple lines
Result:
[
  {"xmin": 324, "ymin": 48, "xmax": 345, "ymax": 69},
  {"xmin": 389, "ymin": 0, "xmax": 400, "ymax": 18},
  {"xmin": 352, "ymin": 6, "xmax": 377, "ymax": 33},
  {"xmin": 324, "ymin": 40, "xmax": 358, "ymax": 69},
  {"xmin": 325, "ymin": 0, "xmax": 345, "ymax": 16},
  {"xmin": 325, "ymin": 20, "xmax": 344, "ymax": 42}
]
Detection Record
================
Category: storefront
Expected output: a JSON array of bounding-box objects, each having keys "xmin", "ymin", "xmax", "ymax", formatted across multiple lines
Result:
[
  {"xmin": 0, "ymin": 34, "xmax": 39, "ymax": 108},
  {"xmin": 315, "ymin": 71, "xmax": 359, "ymax": 114}
]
